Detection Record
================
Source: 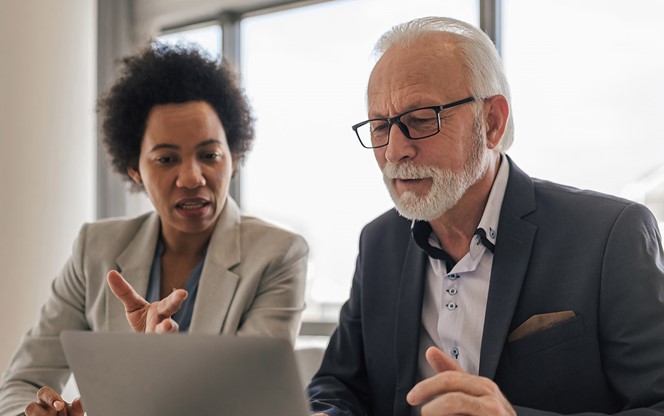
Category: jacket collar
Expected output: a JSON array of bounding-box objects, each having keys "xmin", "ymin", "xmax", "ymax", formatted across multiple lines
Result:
[
  {"xmin": 108, "ymin": 197, "xmax": 243, "ymax": 334},
  {"xmin": 394, "ymin": 155, "xmax": 538, "ymax": 397},
  {"xmin": 478, "ymin": 155, "xmax": 537, "ymax": 378}
]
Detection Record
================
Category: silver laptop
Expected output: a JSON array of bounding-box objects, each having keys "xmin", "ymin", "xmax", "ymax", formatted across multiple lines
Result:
[{"xmin": 60, "ymin": 331, "xmax": 311, "ymax": 416}]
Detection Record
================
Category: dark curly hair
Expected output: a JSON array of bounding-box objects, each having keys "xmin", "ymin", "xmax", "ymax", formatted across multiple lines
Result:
[{"xmin": 98, "ymin": 42, "xmax": 255, "ymax": 189}]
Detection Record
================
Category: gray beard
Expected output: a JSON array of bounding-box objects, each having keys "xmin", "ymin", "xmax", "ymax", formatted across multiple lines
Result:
[{"xmin": 382, "ymin": 124, "xmax": 489, "ymax": 221}]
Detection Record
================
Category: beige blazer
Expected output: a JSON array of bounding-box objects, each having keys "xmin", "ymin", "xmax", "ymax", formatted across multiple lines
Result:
[{"xmin": 0, "ymin": 198, "xmax": 308, "ymax": 416}]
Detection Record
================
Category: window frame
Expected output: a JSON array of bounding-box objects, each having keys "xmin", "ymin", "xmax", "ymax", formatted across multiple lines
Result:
[{"xmin": 96, "ymin": 0, "xmax": 501, "ymax": 335}]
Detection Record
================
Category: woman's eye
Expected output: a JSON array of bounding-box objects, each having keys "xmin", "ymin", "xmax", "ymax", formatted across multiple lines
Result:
[
  {"xmin": 202, "ymin": 152, "xmax": 221, "ymax": 160},
  {"xmin": 156, "ymin": 156, "xmax": 174, "ymax": 164}
]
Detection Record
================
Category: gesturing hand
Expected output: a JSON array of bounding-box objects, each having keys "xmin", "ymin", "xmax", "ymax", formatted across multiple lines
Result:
[
  {"xmin": 24, "ymin": 386, "xmax": 84, "ymax": 416},
  {"xmin": 106, "ymin": 270, "xmax": 188, "ymax": 333},
  {"xmin": 407, "ymin": 347, "xmax": 516, "ymax": 416}
]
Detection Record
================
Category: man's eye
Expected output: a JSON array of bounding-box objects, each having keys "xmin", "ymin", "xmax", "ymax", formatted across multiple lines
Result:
[
  {"xmin": 410, "ymin": 117, "xmax": 437, "ymax": 126},
  {"xmin": 370, "ymin": 122, "xmax": 388, "ymax": 133}
]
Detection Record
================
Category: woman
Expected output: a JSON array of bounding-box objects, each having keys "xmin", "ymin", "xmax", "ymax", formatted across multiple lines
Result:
[{"xmin": 0, "ymin": 43, "xmax": 307, "ymax": 416}]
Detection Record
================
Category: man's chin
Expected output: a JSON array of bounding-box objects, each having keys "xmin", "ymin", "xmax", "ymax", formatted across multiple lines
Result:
[{"xmin": 392, "ymin": 195, "xmax": 444, "ymax": 222}]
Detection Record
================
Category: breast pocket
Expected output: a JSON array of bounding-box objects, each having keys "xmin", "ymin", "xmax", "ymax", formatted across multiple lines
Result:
[{"xmin": 508, "ymin": 314, "xmax": 585, "ymax": 361}]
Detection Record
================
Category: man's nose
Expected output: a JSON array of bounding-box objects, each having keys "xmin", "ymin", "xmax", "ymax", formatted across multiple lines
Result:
[
  {"xmin": 176, "ymin": 161, "xmax": 206, "ymax": 189},
  {"xmin": 383, "ymin": 122, "xmax": 415, "ymax": 163}
]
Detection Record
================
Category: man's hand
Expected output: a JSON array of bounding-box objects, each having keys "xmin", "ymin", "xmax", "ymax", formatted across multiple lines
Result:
[
  {"xmin": 106, "ymin": 270, "xmax": 187, "ymax": 333},
  {"xmin": 407, "ymin": 347, "xmax": 516, "ymax": 416},
  {"xmin": 24, "ymin": 386, "xmax": 84, "ymax": 416}
]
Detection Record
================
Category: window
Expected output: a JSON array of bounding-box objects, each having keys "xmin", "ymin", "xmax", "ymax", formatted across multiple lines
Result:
[
  {"xmin": 127, "ymin": 0, "xmax": 664, "ymax": 325},
  {"xmin": 240, "ymin": 0, "xmax": 479, "ymax": 322},
  {"xmin": 159, "ymin": 24, "xmax": 222, "ymax": 58},
  {"xmin": 503, "ymin": 0, "xmax": 664, "ymax": 225}
]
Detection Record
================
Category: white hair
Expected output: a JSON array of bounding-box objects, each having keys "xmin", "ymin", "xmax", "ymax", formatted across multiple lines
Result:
[{"xmin": 373, "ymin": 17, "xmax": 514, "ymax": 151}]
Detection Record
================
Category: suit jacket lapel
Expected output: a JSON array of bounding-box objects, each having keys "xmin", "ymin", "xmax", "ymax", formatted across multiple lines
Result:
[
  {"xmin": 189, "ymin": 198, "xmax": 241, "ymax": 334},
  {"xmin": 108, "ymin": 212, "xmax": 161, "ymax": 332},
  {"xmin": 394, "ymin": 236, "xmax": 427, "ymax": 414},
  {"xmin": 479, "ymin": 156, "xmax": 537, "ymax": 378}
]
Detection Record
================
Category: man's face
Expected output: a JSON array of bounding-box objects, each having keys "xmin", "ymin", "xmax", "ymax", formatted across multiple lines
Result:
[{"xmin": 367, "ymin": 34, "xmax": 490, "ymax": 221}]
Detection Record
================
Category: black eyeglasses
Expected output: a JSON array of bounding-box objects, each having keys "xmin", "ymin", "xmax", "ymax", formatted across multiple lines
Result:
[{"xmin": 351, "ymin": 97, "xmax": 475, "ymax": 149}]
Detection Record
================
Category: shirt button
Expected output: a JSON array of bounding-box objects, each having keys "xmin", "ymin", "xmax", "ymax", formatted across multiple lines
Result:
[
  {"xmin": 448, "ymin": 274, "xmax": 460, "ymax": 280},
  {"xmin": 447, "ymin": 288, "xmax": 458, "ymax": 295},
  {"xmin": 451, "ymin": 347, "xmax": 460, "ymax": 359},
  {"xmin": 446, "ymin": 302, "xmax": 457, "ymax": 311}
]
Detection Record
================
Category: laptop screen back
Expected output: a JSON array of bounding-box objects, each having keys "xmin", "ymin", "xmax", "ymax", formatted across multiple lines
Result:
[{"xmin": 60, "ymin": 331, "xmax": 311, "ymax": 416}]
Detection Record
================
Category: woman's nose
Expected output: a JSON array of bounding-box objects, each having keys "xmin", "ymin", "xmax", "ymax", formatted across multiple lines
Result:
[{"xmin": 176, "ymin": 161, "xmax": 206, "ymax": 189}]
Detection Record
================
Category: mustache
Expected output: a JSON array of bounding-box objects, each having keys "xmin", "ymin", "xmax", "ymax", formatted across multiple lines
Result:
[{"xmin": 382, "ymin": 161, "xmax": 443, "ymax": 180}]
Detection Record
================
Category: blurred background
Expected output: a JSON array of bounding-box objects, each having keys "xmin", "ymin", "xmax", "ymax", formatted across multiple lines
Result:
[{"xmin": 1, "ymin": 0, "xmax": 664, "ymax": 372}]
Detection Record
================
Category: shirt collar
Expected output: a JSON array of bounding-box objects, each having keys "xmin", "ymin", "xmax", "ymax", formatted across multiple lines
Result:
[
  {"xmin": 474, "ymin": 152, "xmax": 509, "ymax": 251},
  {"xmin": 412, "ymin": 153, "xmax": 510, "ymax": 261}
]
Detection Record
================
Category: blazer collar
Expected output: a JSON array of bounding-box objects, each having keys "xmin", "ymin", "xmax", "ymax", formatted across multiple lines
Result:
[
  {"xmin": 189, "ymin": 197, "xmax": 241, "ymax": 333},
  {"xmin": 108, "ymin": 212, "xmax": 160, "ymax": 331},
  {"xmin": 107, "ymin": 197, "xmax": 243, "ymax": 334},
  {"xmin": 394, "ymin": 233, "xmax": 428, "ymax": 415},
  {"xmin": 478, "ymin": 155, "xmax": 538, "ymax": 378}
]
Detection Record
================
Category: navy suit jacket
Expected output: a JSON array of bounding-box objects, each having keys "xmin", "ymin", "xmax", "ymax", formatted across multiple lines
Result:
[{"xmin": 308, "ymin": 157, "xmax": 664, "ymax": 415}]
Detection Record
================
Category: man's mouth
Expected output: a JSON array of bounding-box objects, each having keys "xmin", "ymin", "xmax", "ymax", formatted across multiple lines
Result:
[{"xmin": 393, "ymin": 177, "xmax": 432, "ymax": 194}]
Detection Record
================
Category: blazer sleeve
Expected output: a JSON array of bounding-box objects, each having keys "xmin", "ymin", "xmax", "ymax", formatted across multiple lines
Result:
[
  {"xmin": 515, "ymin": 203, "xmax": 664, "ymax": 415},
  {"xmin": 596, "ymin": 203, "xmax": 664, "ymax": 413},
  {"xmin": 0, "ymin": 224, "xmax": 90, "ymax": 416},
  {"xmin": 307, "ymin": 240, "xmax": 371, "ymax": 416}
]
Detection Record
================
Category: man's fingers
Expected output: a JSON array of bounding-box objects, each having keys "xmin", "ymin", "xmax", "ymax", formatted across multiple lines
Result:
[
  {"xmin": 107, "ymin": 270, "xmax": 148, "ymax": 312},
  {"xmin": 425, "ymin": 346, "xmax": 463, "ymax": 373},
  {"xmin": 408, "ymin": 371, "xmax": 504, "ymax": 408},
  {"xmin": 156, "ymin": 289, "xmax": 188, "ymax": 319},
  {"xmin": 407, "ymin": 371, "xmax": 462, "ymax": 406}
]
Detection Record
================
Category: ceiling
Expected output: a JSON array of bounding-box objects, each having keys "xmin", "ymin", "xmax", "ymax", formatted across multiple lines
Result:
[{"xmin": 133, "ymin": 0, "xmax": 330, "ymax": 35}]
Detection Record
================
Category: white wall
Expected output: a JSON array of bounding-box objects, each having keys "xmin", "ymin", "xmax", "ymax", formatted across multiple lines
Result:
[{"xmin": 0, "ymin": 0, "xmax": 96, "ymax": 370}]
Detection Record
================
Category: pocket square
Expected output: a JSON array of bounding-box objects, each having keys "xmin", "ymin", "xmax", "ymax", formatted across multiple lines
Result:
[{"xmin": 508, "ymin": 311, "xmax": 576, "ymax": 342}]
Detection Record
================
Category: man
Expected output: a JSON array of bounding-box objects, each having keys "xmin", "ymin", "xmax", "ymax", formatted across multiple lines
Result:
[{"xmin": 307, "ymin": 16, "xmax": 664, "ymax": 415}]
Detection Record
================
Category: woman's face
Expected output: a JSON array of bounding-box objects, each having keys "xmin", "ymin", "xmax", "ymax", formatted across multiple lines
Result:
[{"xmin": 128, "ymin": 101, "xmax": 233, "ymax": 243}]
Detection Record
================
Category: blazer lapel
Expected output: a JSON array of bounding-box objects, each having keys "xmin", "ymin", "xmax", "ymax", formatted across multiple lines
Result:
[
  {"xmin": 394, "ymin": 236, "xmax": 427, "ymax": 414},
  {"xmin": 479, "ymin": 157, "xmax": 537, "ymax": 379},
  {"xmin": 107, "ymin": 213, "xmax": 161, "ymax": 332},
  {"xmin": 189, "ymin": 198, "xmax": 242, "ymax": 334}
]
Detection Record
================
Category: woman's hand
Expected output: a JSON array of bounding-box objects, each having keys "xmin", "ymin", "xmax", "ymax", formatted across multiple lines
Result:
[
  {"xmin": 24, "ymin": 386, "xmax": 84, "ymax": 416},
  {"xmin": 106, "ymin": 270, "xmax": 187, "ymax": 333}
]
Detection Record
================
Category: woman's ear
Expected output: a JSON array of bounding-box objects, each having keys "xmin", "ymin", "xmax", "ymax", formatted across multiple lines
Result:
[
  {"xmin": 127, "ymin": 167, "xmax": 142, "ymax": 184},
  {"xmin": 231, "ymin": 156, "xmax": 238, "ymax": 178},
  {"xmin": 483, "ymin": 94, "xmax": 509, "ymax": 150}
]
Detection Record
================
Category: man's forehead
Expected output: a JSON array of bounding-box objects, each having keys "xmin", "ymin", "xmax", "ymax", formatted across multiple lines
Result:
[
  {"xmin": 366, "ymin": 37, "xmax": 468, "ymax": 114},
  {"xmin": 369, "ymin": 34, "xmax": 464, "ymax": 85}
]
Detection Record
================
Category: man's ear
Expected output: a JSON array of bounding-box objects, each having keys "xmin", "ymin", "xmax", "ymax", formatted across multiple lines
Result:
[
  {"xmin": 483, "ymin": 94, "xmax": 509, "ymax": 150},
  {"xmin": 127, "ymin": 167, "xmax": 142, "ymax": 184}
]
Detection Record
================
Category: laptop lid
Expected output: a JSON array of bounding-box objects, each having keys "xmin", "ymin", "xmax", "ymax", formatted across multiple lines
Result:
[{"xmin": 60, "ymin": 331, "xmax": 311, "ymax": 416}]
